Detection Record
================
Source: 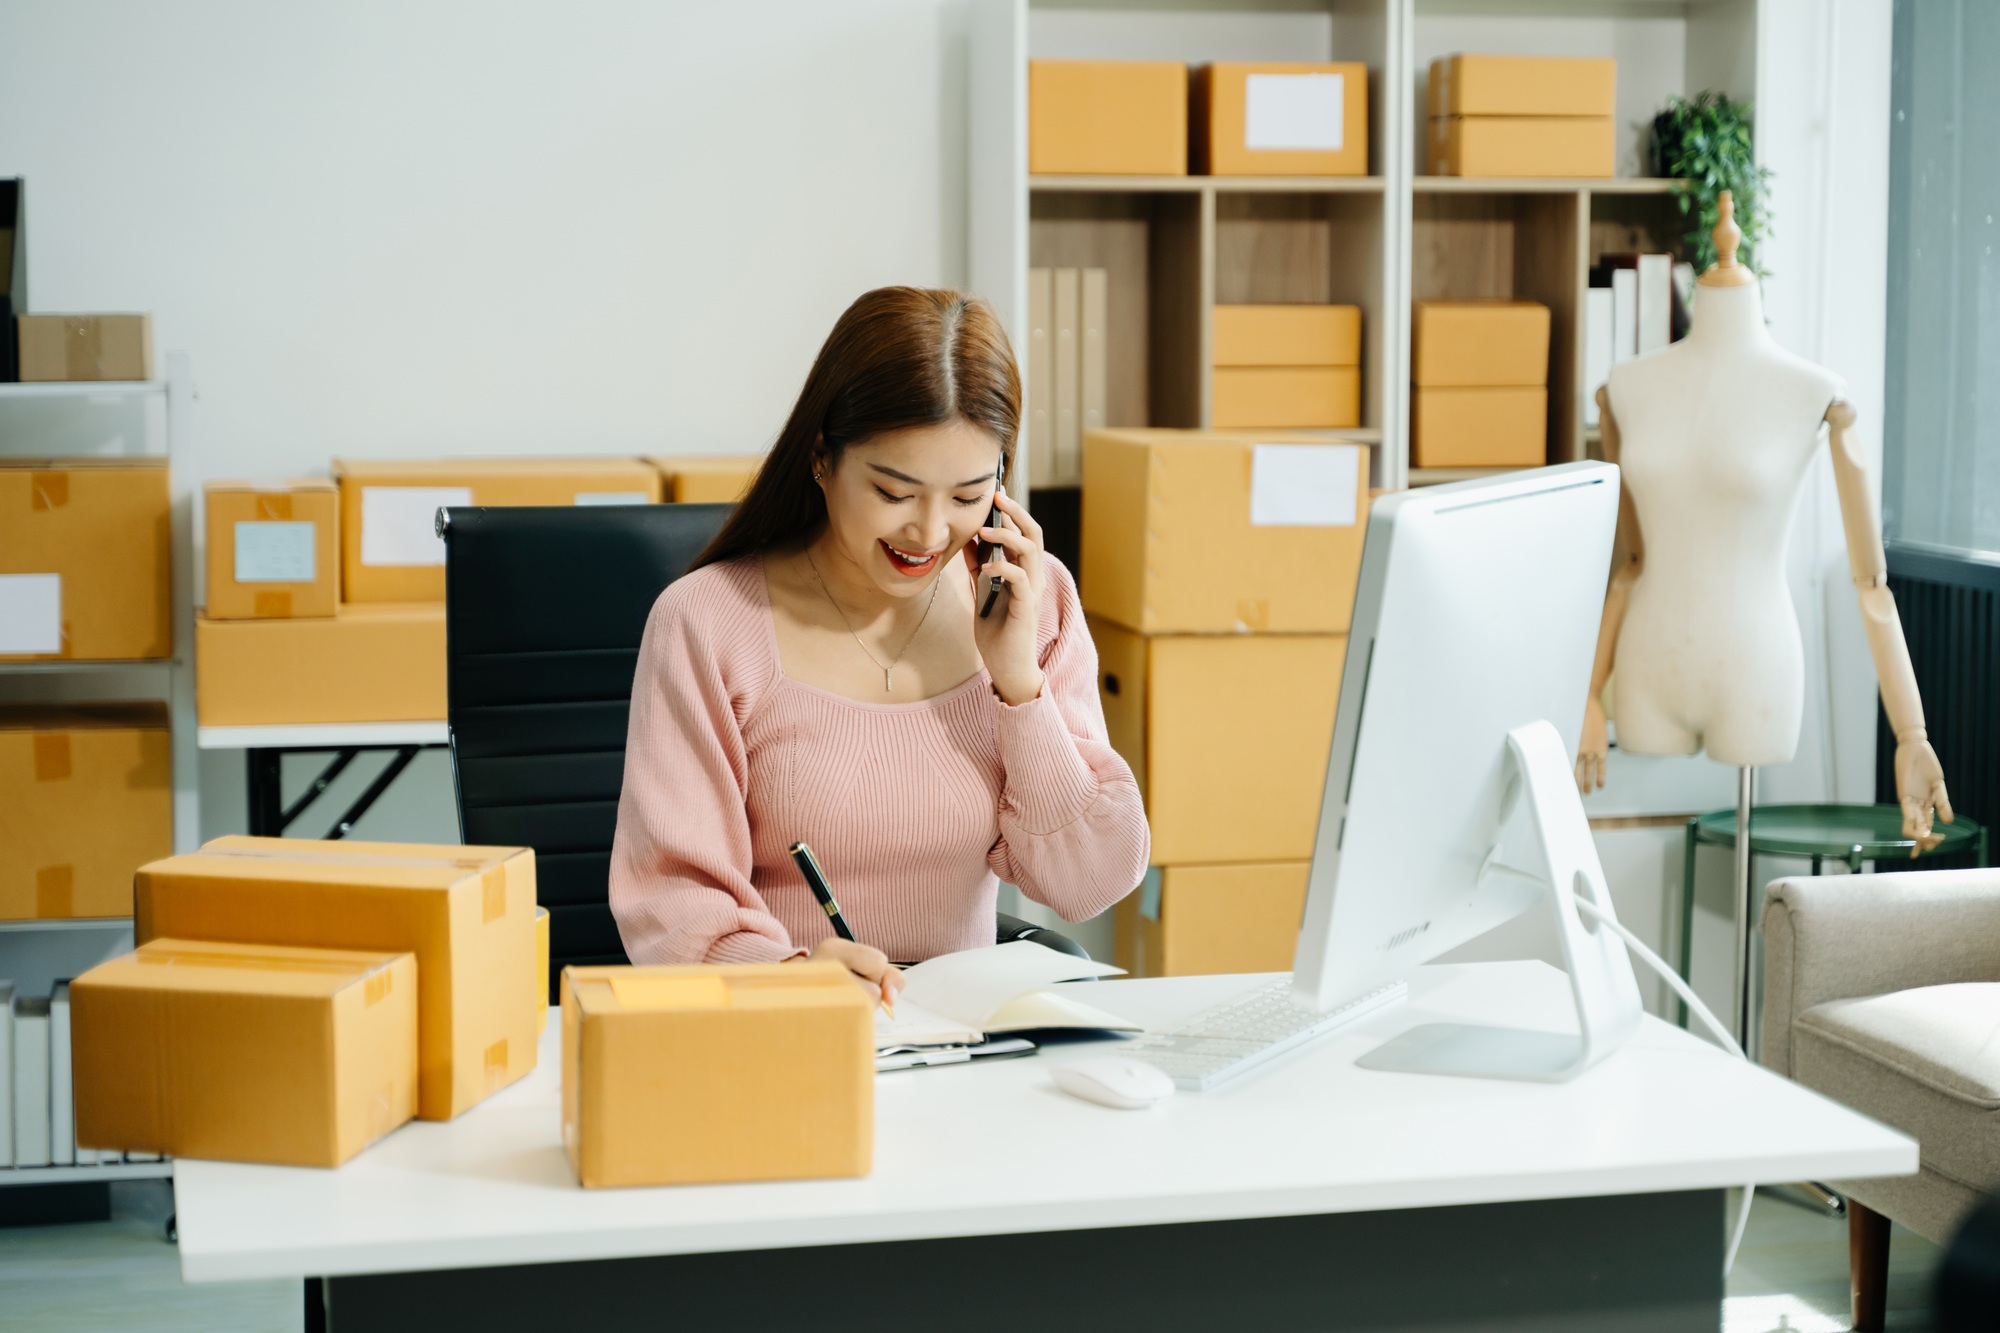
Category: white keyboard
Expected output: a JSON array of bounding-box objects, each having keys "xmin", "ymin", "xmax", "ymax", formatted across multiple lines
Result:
[{"xmin": 1125, "ymin": 978, "xmax": 1408, "ymax": 1091}]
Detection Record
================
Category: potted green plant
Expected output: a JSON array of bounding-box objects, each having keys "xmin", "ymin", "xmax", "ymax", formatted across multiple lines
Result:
[{"xmin": 1651, "ymin": 92, "xmax": 1772, "ymax": 275}]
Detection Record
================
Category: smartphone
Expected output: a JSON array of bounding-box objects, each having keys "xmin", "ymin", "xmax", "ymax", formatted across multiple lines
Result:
[{"xmin": 976, "ymin": 461, "xmax": 1009, "ymax": 620}]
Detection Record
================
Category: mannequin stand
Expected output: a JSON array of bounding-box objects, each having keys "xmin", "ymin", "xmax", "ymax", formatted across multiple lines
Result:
[{"xmin": 1733, "ymin": 766, "xmax": 1755, "ymax": 1052}]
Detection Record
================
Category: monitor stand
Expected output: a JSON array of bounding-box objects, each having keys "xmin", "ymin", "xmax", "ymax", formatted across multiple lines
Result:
[{"xmin": 1355, "ymin": 719, "xmax": 1644, "ymax": 1083}]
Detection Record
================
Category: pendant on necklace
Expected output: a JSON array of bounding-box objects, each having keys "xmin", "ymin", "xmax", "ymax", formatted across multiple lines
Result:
[{"xmin": 884, "ymin": 667, "xmax": 894, "ymax": 693}]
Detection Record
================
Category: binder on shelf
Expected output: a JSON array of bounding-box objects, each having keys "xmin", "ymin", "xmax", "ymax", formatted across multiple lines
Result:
[
  {"xmin": 1027, "ymin": 269, "xmax": 1054, "ymax": 488},
  {"xmin": 1053, "ymin": 269, "xmax": 1080, "ymax": 489},
  {"xmin": 1584, "ymin": 285, "xmax": 1614, "ymax": 429},
  {"xmin": 13, "ymin": 995, "xmax": 50, "ymax": 1168},
  {"xmin": 1601, "ymin": 254, "xmax": 1671, "ymax": 355},
  {"xmin": 49, "ymin": 980, "xmax": 74, "ymax": 1166},
  {"xmin": 1610, "ymin": 268, "xmax": 1638, "ymax": 366},
  {"xmin": 1080, "ymin": 269, "xmax": 1107, "ymax": 456},
  {"xmin": 0, "ymin": 981, "xmax": 12, "ymax": 1167}
]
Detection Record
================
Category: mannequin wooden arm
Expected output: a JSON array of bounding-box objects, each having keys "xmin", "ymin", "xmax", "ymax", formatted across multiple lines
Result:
[
  {"xmin": 1825, "ymin": 399, "xmax": 1952, "ymax": 847},
  {"xmin": 1576, "ymin": 387, "xmax": 1640, "ymax": 792}
]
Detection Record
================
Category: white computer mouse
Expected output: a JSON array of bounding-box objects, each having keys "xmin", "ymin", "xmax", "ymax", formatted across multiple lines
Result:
[{"xmin": 1051, "ymin": 1056, "xmax": 1176, "ymax": 1109}]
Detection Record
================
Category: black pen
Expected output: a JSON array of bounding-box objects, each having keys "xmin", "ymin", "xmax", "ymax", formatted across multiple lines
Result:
[{"xmin": 789, "ymin": 841, "xmax": 856, "ymax": 942}]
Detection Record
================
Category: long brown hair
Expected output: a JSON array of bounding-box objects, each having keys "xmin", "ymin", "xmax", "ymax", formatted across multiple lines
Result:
[{"xmin": 690, "ymin": 287, "xmax": 1020, "ymax": 571}]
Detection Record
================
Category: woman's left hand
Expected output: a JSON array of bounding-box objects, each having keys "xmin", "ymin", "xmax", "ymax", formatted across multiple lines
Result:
[{"xmin": 964, "ymin": 488, "xmax": 1047, "ymax": 706}]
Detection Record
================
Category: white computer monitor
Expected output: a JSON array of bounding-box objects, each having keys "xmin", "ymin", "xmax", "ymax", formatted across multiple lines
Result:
[{"xmin": 1290, "ymin": 462, "xmax": 1637, "ymax": 1078}]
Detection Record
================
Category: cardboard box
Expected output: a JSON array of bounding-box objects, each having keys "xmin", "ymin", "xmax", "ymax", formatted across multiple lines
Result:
[
  {"xmin": 1412, "ymin": 302, "xmax": 1550, "ymax": 387},
  {"xmin": 1213, "ymin": 305, "xmax": 1361, "ymax": 368},
  {"xmin": 1411, "ymin": 386, "xmax": 1548, "ymax": 468},
  {"xmin": 203, "ymin": 480, "xmax": 339, "ymax": 619},
  {"xmin": 562, "ymin": 961, "xmax": 873, "ymax": 1188},
  {"xmin": 0, "ymin": 703, "xmax": 171, "ymax": 921},
  {"xmin": 71, "ymin": 938, "xmax": 417, "ymax": 1167},
  {"xmin": 17, "ymin": 314, "xmax": 154, "ymax": 382},
  {"xmin": 646, "ymin": 454, "xmax": 762, "ymax": 504},
  {"xmin": 1029, "ymin": 60, "xmax": 1188, "ymax": 176},
  {"xmin": 1115, "ymin": 862, "xmax": 1310, "ymax": 978},
  {"xmin": 1428, "ymin": 55, "xmax": 1617, "ymax": 119},
  {"xmin": 196, "ymin": 602, "xmax": 445, "ymax": 726},
  {"xmin": 1081, "ymin": 429, "xmax": 1368, "ymax": 634},
  {"xmin": 1212, "ymin": 366, "xmax": 1360, "ymax": 429},
  {"xmin": 1093, "ymin": 620, "xmax": 1344, "ymax": 864},
  {"xmin": 1, "ymin": 459, "xmax": 170, "ymax": 661},
  {"xmin": 134, "ymin": 836, "xmax": 539, "ymax": 1121},
  {"xmin": 1192, "ymin": 62, "xmax": 1369, "ymax": 177},
  {"xmin": 334, "ymin": 458, "xmax": 663, "ymax": 603},
  {"xmin": 1428, "ymin": 116, "xmax": 1615, "ymax": 178}
]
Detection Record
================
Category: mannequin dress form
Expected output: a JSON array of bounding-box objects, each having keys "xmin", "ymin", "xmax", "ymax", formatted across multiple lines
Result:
[{"xmin": 1573, "ymin": 194, "xmax": 1952, "ymax": 1041}]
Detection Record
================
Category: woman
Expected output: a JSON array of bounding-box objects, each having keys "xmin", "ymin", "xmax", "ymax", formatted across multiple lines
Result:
[{"xmin": 608, "ymin": 287, "xmax": 1150, "ymax": 1001}]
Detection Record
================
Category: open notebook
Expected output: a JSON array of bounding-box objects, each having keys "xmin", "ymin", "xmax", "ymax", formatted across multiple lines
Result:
[{"xmin": 874, "ymin": 940, "xmax": 1135, "ymax": 1052}]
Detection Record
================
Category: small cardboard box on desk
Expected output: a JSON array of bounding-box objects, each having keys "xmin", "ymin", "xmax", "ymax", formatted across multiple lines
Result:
[
  {"xmin": 134, "ymin": 838, "xmax": 539, "ymax": 1121},
  {"xmin": 70, "ymin": 939, "xmax": 418, "ymax": 1168},
  {"xmin": 203, "ymin": 479, "xmax": 339, "ymax": 619},
  {"xmin": 0, "ymin": 703, "xmax": 172, "ymax": 921},
  {"xmin": 1, "ymin": 458, "xmax": 170, "ymax": 661},
  {"xmin": 562, "ymin": 962, "xmax": 874, "ymax": 1188}
]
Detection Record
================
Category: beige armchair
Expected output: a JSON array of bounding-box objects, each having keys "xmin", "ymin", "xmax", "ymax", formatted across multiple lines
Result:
[{"xmin": 1761, "ymin": 867, "xmax": 2000, "ymax": 1330}]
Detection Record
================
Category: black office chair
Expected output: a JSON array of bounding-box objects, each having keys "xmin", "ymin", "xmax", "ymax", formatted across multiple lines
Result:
[{"xmin": 441, "ymin": 504, "xmax": 1085, "ymax": 1003}]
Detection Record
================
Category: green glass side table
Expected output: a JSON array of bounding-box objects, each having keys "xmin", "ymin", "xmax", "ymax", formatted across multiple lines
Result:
[{"xmin": 1678, "ymin": 803, "xmax": 1986, "ymax": 1027}]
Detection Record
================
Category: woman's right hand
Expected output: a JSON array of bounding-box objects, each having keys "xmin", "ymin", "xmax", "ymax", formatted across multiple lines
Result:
[
  {"xmin": 807, "ymin": 936, "xmax": 905, "ymax": 1008},
  {"xmin": 1575, "ymin": 695, "xmax": 1609, "ymax": 794}
]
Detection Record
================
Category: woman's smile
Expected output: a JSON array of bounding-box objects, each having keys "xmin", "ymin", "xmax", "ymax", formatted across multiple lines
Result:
[{"xmin": 879, "ymin": 539, "xmax": 943, "ymax": 576}]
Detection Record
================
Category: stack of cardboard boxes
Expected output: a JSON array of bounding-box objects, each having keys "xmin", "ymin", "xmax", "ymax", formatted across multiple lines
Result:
[
  {"xmin": 1080, "ymin": 429, "xmax": 1368, "ymax": 977},
  {"xmin": 1213, "ymin": 305, "xmax": 1363, "ymax": 430},
  {"xmin": 67, "ymin": 836, "xmax": 541, "ymax": 1167},
  {"xmin": 1029, "ymin": 59, "xmax": 1370, "ymax": 178},
  {"xmin": 1, "ymin": 458, "xmax": 174, "ymax": 924},
  {"xmin": 195, "ymin": 458, "xmax": 663, "ymax": 727},
  {"xmin": 1410, "ymin": 302, "xmax": 1552, "ymax": 470},
  {"xmin": 1426, "ymin": 55, "xmax": 1617, "ymax": 178}
]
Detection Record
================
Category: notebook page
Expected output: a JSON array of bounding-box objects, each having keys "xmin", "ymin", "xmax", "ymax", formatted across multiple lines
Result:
[{"xmin": 897, "ymin": 940, "xmax": 1123, "ymax": 1027}]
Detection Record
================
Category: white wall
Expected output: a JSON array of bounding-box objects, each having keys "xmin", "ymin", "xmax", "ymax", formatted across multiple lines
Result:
[
  {"xmin": 0, "ymin": 0, "xmax": 972, "ymax": 481},
  {"xmin": 0, "ymin": 0, "xmax": 977, "ymax": 842}
]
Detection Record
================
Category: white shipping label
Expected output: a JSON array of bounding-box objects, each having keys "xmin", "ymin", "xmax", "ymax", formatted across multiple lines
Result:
[
  {"xmin": 1244, "ymin": 73, "xmax": 1344, "ymax": 151},
  {"xmin": 573, "ymin": 492, "xmax": 652, "ymax": 507},
  {"xmin": 360, "ymin": 486, "xmax": 473, "ymax": 567},
  {"xmin": 1250, "ymin": 444, "xmax": 1360, "ymax": 527},
  {"xmin": 234, "ymin": 521, "xmax": 317, "ymax": 583},
  {"xmin": 0, "ymin": 573, "xmax": 62, "ymax": 653}
]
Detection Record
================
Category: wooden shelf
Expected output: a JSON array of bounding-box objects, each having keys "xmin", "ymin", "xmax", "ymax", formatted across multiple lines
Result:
[
  {"xmin": 1415, "ymin": 177, "xmax": 1682, "ymax": 195},
  {"xmin": 1409, "ymin": 466, "xmax": 1530, "ymax": 487},
  {"xmin": 1032, "ymin": 175, "xmax": 1384, "ymax": 195},
  {"xmin": 0, "ymin": 380, "xmax": 166, "ymax": 400},
  {"xmin": 1, "ymin": 1158, "xmax": 172, "ymax": 1187}
]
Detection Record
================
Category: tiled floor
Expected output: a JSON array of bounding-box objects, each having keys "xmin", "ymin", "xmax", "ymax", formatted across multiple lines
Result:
[
  {"xmin": 0, "ymin": 1180, "xmax": 1950, "ymax": 1330},
  {"xmin": 1725, "ymin": 1189, "xmax": 1943, "ymax": 1332},
  {"xmin": 0, "ymin": 1181, "xmax": 296, "ymax": 1333}
]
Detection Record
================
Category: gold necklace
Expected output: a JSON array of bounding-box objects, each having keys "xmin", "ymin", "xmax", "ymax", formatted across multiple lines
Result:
[{"xmin": 804, "ymin": 550, "xmax": 944, "ymax": 693}]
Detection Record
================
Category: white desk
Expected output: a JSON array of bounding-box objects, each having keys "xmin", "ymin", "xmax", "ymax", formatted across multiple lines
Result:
[
  {"xmin": 194, "ymin": 722, "xmax": 449, "ymax": 750},
  {"xmin": 174, "ymin": 963, "xmax": 1913, "ymax": 1331}
]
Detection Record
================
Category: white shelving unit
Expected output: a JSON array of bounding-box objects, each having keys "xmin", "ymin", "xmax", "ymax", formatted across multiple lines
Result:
[
  {"xmin": 969, "ymin": 0, "xmax": 1758, "ymax": 493},
  {"xmin": 0, "ymin": 357, "xmax": 198, "ymax": 1190}
]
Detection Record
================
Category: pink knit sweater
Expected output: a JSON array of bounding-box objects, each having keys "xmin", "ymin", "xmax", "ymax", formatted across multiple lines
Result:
[{"xmin": 608, "ymin": 554, "xmax": 1150, "ymax": 965}]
